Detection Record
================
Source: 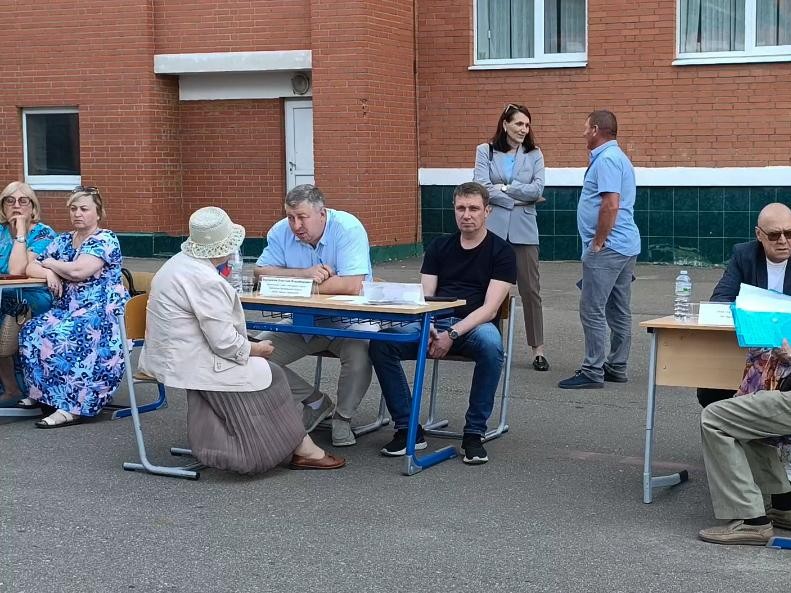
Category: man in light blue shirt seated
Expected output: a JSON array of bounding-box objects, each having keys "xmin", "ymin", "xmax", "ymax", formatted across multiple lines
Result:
[
  {"xmin": 254, "ymin": 184, "xmax": 373, "ymax": 447},
  {"xmin": 558, "ymin": 110, "xmax": 641, "ymax": 389}
]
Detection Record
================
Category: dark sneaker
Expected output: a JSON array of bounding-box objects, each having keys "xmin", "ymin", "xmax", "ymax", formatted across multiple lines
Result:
[
  {"xmin": 532, "ymin": 355, "xmax": 550, "ymax": 371},
  {"xmin": 461, "ymin": 434, "xmax": 489, "ymax": 465},
  {"xmin": 698, "ymin": 520, "xmax": 774, "ymax": 545},
  {"xmin": 603, "ymin": 366, "xmax": 628, "ymax": 383},
  {"xmin": 381, "ymin": 426, "xmax": 427, "ymax": 457},
  {"xmin": 558, "ymin": 370, "xmax": 604, "ymax": 389}
]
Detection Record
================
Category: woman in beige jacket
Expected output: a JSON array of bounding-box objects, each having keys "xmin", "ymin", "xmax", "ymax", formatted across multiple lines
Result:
[{"xmin": 139, "ymin": 206, "xmax": 344, "ymax": 474}]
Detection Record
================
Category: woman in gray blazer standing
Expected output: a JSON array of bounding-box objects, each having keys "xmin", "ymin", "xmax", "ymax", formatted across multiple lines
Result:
[{"xmin": 473, "ymin": 104, "xmax": 549, "ymax": 371}]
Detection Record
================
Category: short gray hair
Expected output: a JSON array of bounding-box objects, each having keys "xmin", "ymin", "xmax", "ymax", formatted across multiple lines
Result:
[{"xmin": 285, "ymin": 184, "xmax": 325, "ymax": 209}]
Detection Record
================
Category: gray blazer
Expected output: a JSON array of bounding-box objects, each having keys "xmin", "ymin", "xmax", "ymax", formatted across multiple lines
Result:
[{"xmin": 473, "ymin": 142, "xmax": 545, "ymax": 245}]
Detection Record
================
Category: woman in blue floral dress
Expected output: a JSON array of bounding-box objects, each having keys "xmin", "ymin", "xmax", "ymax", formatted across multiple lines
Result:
[
  {"xmin": 18, "ymin": 187, "xmax": 129, "ymax": 428},
  {"xmin": 0, "ymin": 182, "xmax": 56, "ymax": 404}
]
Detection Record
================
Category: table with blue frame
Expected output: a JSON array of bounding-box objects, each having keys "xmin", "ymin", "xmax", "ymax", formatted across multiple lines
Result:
[
  {"xmin": 241, "ymin": 293, "xmax": 465, "ymax": 475},
  {"xmin": 0, "ymin": 277, "xmax": 47, "ymax": 418}
]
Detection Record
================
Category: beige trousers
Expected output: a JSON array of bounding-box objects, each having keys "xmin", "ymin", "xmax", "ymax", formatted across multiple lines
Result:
[
  {"xmin": 257, "ymin": 331, "xmax": 372, "ymax": 420},
  {"xmin": 700, "ymin": 389, "xmax": 791, "ymax": 519},
  {"xmin": 512, "ymin": 244, "xmax": 544, "ymax": 348}
]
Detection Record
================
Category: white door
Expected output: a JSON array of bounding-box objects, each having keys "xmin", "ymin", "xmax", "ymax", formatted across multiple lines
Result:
[{"xmin": 285, "ymin": 99, "xmax": 314, "ymax": 190}]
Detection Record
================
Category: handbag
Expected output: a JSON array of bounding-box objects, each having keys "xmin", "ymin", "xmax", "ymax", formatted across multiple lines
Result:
[
  {"xmin": 121, "ymin": 267, "xmax": 145, "ymax": 297},
  {"xmin": 0, "ymin": 299, "xmax": 31, "ymax": 357}
]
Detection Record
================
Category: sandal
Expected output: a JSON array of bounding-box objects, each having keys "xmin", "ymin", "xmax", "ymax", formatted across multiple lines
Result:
[
  {"xmin": 34, "ymin": 410, "xmax": 82, "ymax": 429},
  {"xmin": 16, "ymin": 397, "xmax": 40, "ymax": 410}
]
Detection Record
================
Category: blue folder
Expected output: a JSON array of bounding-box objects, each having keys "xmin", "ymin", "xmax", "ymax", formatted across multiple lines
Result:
[{"xmin": 730, "ymin": 303, "xmax": 791, "ymax": 349}]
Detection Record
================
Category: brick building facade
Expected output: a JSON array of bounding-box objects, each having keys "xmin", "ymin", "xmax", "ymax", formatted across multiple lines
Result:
[{"xmin": 2, "ymin": 1, "xmax": 790, "ymax": 263}]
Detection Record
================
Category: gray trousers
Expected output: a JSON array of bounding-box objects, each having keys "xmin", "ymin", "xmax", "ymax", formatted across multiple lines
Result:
[
  {"xmin": 513, "ymin": 244, "xmax": 544, "ymax": 348},
  {"xmin": 701, "ymin": 390, "xmax": 791, "ymax": 519},
  {"xmin": 579, "ymin": 247, "xmax": 636, "ymax": 381},
  {"xmin": 257, "ymin": 331, "xmax": 373, "ymax": 420}
]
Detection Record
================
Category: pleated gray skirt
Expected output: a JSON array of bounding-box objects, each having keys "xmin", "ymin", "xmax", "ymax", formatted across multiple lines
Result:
[{"xmin": 186, "ymin": 364, "xmax": 306, "ymax": 475}]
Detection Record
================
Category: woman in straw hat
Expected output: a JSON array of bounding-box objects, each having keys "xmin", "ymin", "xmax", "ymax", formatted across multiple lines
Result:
[
  {"xmin": 139, "ymin": 206, "xmax": 345, "ymax": 474},
  {"xmin": 18, "ymin": 186, "xmax": 129, "ymax": 427}
]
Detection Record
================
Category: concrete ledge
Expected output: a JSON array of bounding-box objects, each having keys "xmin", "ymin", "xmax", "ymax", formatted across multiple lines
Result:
[{"xmin": 154, "ymin": 50, "xmax": 312, "ymax": 74}]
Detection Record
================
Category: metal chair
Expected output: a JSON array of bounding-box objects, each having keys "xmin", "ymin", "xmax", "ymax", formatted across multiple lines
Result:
[
  {"xmin": 423, "ymin": 295, "xmax": 517, "ymax": 442},
  {"xmin": 118, "ymin": 293, "xmax": 202, "ymax": 480}
]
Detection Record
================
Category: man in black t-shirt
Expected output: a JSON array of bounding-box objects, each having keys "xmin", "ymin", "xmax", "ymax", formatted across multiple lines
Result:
[{"xmin": 369, "ymin": 182, "xmax": 516, "ymax": 465}]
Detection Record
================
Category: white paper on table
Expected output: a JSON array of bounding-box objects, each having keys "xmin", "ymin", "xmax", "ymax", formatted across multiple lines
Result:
[
  {"xmin": 361, "ymin": 281, "xmax": 424, "ymax": 305},
  {"xmin": 697, "ymin": 302, "xmax": 734, "ymax": 326}
]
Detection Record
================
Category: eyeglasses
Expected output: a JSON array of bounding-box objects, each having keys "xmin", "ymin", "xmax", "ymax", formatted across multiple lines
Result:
[
  {"xmin": 72, "ymin": 185, "xmax": 100, "ymax": 195},
  {"xmin": 2, "ymin": 196, "xmax": 32, "ymax": 206},
  {"xmin": 756, "ymin": 226, "xmax": 791, "ymax": 242}
]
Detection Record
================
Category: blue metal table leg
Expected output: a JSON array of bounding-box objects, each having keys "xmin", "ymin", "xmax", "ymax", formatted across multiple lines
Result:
[{"xmin": 404, "ymin": 313, "xmax": 458, "ymax": 475}]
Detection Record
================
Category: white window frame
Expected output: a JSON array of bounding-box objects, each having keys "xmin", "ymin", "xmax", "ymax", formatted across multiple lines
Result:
[
  {"xmin": 471, "ymin": 0, "xmax": 587, "ymax": 69},
  {"xmin": 22, "ymin": 107, "xmax": 81, "ymax": 191},
  {"xmin": 675, "ymin": 0, "xmax": 791, "ymax": 65}
]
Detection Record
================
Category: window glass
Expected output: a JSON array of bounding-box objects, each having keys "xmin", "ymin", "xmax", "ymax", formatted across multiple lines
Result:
[
  {"xmin": 756, "ymin": 0, "xmax": 791, "ymax": 46},
  {"xmin": 25, "ymin": 112, "xmax": 80, "ymax": 176}
]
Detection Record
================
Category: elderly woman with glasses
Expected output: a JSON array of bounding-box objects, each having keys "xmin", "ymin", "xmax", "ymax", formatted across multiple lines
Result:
[
  {"xmin": 17, "ymin": 186, "xmax": 129, "ymax": 427},
  {"xmin": 0, "ymin": 182, "xmax": 56, "ymax": 405},
  {"xmin": 473, "ymin": 103, "xmax": 549, "ymax": 372},
  {"xmin": 138, "ymin": 207, "xmax": 345, "ymax": 473}
]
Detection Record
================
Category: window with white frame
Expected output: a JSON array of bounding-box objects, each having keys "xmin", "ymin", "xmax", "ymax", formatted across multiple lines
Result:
[
  {"xmin": 677, "ymin": 0, "xmax": 791, "ymax": 63},
  {"xmin": 474, "ymin": 0, "xmax": 587, "ymax": 68},
  {"xmin": 23, "ymin": 108, "xmax": 80, "ymax": 190}
]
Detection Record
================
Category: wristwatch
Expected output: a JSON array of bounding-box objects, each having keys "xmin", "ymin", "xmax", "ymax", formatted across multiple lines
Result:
[
  {"xmin": 447, "ymin": 328, "xmax": 460, "ymax": 340},
  {"xmin": 14, "ymin": 235, "xmax": 26, "ymax": 244}
]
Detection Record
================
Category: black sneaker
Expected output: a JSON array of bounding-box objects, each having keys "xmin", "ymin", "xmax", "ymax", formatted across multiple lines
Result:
[
  {"xmin": 461, "ymin": 434, "xmax": 489, "ymax": 465},
  {"xmin": 381, "ymin": 426, "xmax": 428, "ymax": 457}
]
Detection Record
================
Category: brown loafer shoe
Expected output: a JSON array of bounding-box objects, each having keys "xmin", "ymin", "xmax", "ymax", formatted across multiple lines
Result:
[
  {"xmin": 698, "ymin": 520, "xmax": 774, "ymax": 545},
  {"xmin": 289, "ymin": 452, "xmax": 346, "ymax": 470}
]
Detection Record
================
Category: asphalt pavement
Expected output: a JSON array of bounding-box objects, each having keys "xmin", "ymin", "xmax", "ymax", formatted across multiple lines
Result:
[{"xmin": 1, "ymin": 257, "xmax": 789, "ymax": 593}]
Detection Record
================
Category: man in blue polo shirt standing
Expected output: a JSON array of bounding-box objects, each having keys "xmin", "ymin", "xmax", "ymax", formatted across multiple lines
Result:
[
  {"xmin": 254, "ymin": 184, "xmax": 373, "ymax": 446},
  {"xmin": 559, "ymin": 110, "xmax": 641, "ymax": 389}
]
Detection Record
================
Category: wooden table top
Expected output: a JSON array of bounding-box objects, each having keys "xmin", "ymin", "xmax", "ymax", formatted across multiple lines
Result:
[
  {"xmin": 0, "ymin": 277, "xmax": 45, "ymax": 286},
  {"xmin": 240, "ymin": 293, "xmax": 466, "ymax": 315},
  {"xmin": 640, "ymin": 315, "xmax": 736, "ymax": 332}
]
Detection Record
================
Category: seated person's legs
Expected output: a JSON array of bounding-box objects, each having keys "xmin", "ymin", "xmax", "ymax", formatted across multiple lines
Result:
[
  {"xmin": 368, "ymin": 322, "xmax": 422, "ymax": 430},
  {"xmin": 449, "ymin": 321, "xmax": 504, "ymax": 437},
  {"xmin": 698, "ymin": 391, "xmax": 791, "ymax": 544},
  {"xmin": 326, "ymin": 337, "xmax": 373, "ymax": 446},
  {"xmin": 696, "ymin": 387, "xmax": 735, "ymax": 408}
]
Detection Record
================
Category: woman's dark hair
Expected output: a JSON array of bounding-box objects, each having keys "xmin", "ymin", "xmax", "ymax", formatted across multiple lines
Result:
[{"xmin": 490, "ymin": 103, "xmax": 537, "ymax": 154}]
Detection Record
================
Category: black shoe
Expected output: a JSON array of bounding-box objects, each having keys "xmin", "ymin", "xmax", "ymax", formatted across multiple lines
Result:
[
  {"xmin": 461, "ymin": 434, "xmax": 489, "ymax": 465},
  {"xmin": 558, "ymin": 370, "xmax": 604, "ymax": 389},
  {"xmin": 381, "ymin": 426, "xmax": 428, "ymax": 457},
  {"xmin": 532, "ymin": 355, "xmax": 550, "ymax": 371},
  {"xmin": 603, "ymin": 366, "xmax": 628, "ymax": 383}
]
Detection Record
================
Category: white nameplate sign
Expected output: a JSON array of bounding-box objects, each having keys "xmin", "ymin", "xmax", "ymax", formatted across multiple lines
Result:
[
  {"xmin": 698, "ymin": 302, "xmax": 734, "ymax": 327},
  {"xmin": 258, "ymin": 276, "xmax": 313, "ymax": 298}
]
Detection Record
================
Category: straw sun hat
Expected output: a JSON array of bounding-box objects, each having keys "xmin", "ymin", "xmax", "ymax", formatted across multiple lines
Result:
[{"xmin": 181, "ymin": 207, "xmax": 245, "ymax": 259}]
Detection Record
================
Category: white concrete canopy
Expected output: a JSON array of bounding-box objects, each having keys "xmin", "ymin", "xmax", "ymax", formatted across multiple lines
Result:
[{"xmin": 154, "ymin": 50, "xmax": 311, "ymax": 74}]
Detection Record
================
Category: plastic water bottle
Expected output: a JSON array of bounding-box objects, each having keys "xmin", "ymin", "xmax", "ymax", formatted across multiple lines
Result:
[
  {"xmin": 228, "ymin": 248, "xmax": 244, "ymax": 294},
  {"xmin": 673, "ymin": 270, "xmax": 693, "ymax": 320}
]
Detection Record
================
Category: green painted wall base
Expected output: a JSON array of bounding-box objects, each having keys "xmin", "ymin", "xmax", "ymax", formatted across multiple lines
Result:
[
  {"xmin": 421, "ymin": 185, "xmax": 791, "ymax": 265},
  {"xmin": 118, "ymin": 233, "xmax": 422, "ymax": 264}
]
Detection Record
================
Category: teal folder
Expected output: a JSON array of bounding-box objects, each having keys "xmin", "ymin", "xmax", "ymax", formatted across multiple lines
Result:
[{"xmin": 730, "ymin": 303, "xmax": 791, "ymax": 349}]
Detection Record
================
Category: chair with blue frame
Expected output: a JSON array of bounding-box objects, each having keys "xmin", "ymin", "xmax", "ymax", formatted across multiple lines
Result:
[{"xmin": 423, "ymin": 295, "xmax": 517, "ymax": 442}]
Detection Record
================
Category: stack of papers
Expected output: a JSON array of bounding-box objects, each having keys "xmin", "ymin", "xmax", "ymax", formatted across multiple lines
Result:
[{"xmin": 731, "ymin": 283, "xmax": 791, "ymax": 348}]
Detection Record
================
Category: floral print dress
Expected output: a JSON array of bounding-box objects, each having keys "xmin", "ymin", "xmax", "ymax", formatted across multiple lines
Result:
[{"xmin": 20, "ymin": 230, "xmax": 129, "ymax": 416}]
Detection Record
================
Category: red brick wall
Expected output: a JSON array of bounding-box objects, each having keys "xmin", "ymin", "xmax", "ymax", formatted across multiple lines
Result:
[
  {"xmin": 310, "ymin": 0, "xmax": 420, "ymax": 246},
  {"xmin": 154, "ymin": 0, "xmax": 311, "ymax": 54},
  {"xmin": 180, "ymin": 100, "xmax": 286, "ymax": 238},
  {"xmin": 417, "ymin": 0, "xmax": 791, "ymax": 169},
  {"xmin": 0, "ymin": 1, "xmax": 182, "ymax": 234}
]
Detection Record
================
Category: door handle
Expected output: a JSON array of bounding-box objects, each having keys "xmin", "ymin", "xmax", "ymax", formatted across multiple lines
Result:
[{"xmin": 288, "ymin": 161, "xmax": 296, "ymax": 172}]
